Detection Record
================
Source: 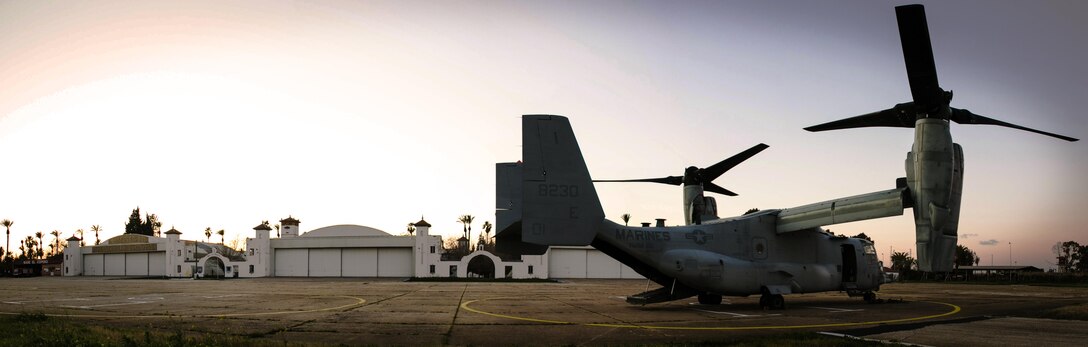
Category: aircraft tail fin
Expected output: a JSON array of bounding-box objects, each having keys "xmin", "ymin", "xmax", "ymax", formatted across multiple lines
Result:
[{"xmin": 520, "ymin": 115, "xmax": 604, "ymax": 246}]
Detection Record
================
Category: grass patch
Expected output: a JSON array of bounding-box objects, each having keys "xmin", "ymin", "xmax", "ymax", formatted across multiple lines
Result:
[
  {"xmin": 0, "ymin": 313, "xmax": 892, "ymax": 346},
  {"xmin": 660, "ymin": 332, "xmax": 886, "ymax": 346},
  {"xmin": 407, "ymin": 277, "xmax": 557, "ymax": 283},
  {"xmin": 0, "ymin": 313, "xmax": 309, "ymax": 347}
]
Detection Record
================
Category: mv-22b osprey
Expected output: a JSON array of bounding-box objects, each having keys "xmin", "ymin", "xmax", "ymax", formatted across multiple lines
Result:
[{"xmin": 495, "ymin": 4, "xmax": 1077, "ymax": 309}]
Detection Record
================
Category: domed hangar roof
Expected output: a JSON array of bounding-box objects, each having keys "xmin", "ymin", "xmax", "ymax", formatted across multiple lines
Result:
[{"xmin": 300, "ymin": 224, "xmax": 392, "ymax": 238}]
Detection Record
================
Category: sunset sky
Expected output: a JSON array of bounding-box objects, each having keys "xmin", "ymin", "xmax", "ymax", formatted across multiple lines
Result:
[{"xmin": 1, "ymin": 1, "xmax": 1084, "ymax": 268}]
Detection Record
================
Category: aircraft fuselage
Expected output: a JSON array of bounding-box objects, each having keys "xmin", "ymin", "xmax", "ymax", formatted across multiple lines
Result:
[{"xmin": 595, "ymin": 210, "xmax": 882, "ymax": 297}]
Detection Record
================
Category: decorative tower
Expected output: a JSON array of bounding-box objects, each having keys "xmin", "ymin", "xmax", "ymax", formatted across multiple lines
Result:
[
  {"xmin": 63, "ymin": 235, "xmax": 82, "ymax": 276},
  {"xmin": 412, "ymin": 217, "xmax": 439, "ymax": 277},
  {"xmin": 164, "ymin": 227, "xmax": 183, "ymax": 277},
  {"xmin": 250, "ymin": 222, "xmax": 273, "ymax": 276},
  {"xmin": 413, "ymin": 218, "xmax": 431, "ymax": 237},
  {"xmin": 280, "ymin": 216, "xmax": 300, "ymax": 238}
]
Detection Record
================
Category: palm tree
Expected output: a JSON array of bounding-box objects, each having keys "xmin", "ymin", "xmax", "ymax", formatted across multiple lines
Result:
[
  {"xmin": 50, "ymin": 230, "xmax": 60, "ymax": 257},
  {"xmin": 217, "ymin": 229, "xmax": 225, "ymax": 244},
  {"xmin": 457, "ymin": 214, "xmax": 475, "ymax": 240},
  {"xmin": 91, "ymin": 225, "xmax": 101, "ymax": 245},
  {"xmin": 2, "ymin": 219, "xmax": 12, "ymax": 265},
  {"xmin": 204, "ymin": 227, "xmax": 212, "ymax": 242},
  {"xmin": 890, "ymin": 251, "xmax": 916, "ymax": 272},
  {"xmin": 22, "ymin": 237, "xmax": 35, "ymax": 260},
  {"xmin": 481, "ymin": 221, "xmax": 493, "ymax": 250},
  {"xmin": 34, "ymin": 231, "xmax": 44, "ymax": 259},
  {"xmin": 274, "ymin": 225, "xmax": 280, "ymax": 238},
  {"xmin": 621, "ymin": 213, "xmax": 631, "ymax": 226},
  {"xmin": 406, "ymin": 223, "xmax": 416, "ymax": 236}
]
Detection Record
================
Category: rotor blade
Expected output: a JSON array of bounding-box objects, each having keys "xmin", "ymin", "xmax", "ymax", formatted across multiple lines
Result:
[
  {"xmin": 700, "ymin": 143, "xmax": 770, "ymax": 181},
  {"xmin": 593, "ymin": 176, "xmax": 684, "ymax": 185},
  {"xmin": 702, "ymin": 182, "xmax": 738, "ymax": 196},
  {"xmin": 896, "ymin": 4, "xmax": 942, "ymax": 108},
  {"xmin": 950, "ymin": 108, "xmax": 1079, "ymax": 142},
  {"xmin": 804, "ymin": 105, "xmax": 916, "ymax": 132}
]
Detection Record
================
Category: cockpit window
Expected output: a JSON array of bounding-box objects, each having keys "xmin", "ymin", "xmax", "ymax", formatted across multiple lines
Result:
[{"xmin": 863, "ymin": 244, "xmax": 876, "ymax": 255}]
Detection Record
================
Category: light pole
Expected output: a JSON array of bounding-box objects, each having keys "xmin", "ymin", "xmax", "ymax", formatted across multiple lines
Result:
[{"xmin": 1009, "ymin": 242, "xmax": 1013, "ymax": 266}]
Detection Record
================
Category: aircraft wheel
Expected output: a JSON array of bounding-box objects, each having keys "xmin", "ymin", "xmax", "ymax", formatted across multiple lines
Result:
[
  {"xmin": 698, "ymin": 293, "xmax": 722, "ymax": 305},
  {"xmin": 863, "ymin": 292, "xmax": 877, "ymax": 303},
  {"xmin": 769, "ymin": 294, "xmax": 785, "ymax": 310}
]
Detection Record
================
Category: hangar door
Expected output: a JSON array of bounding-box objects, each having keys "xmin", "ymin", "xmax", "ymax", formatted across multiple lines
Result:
[
  {"xmin": 81, "ymin": 252, "xmax": 166, "ymax": 276},
  {"xmin": 548, "ymin": 248, "xmax": 588, "ymax": 278},
  {"xmin": 587, "ymin": 250, "xmax": 622, "ymax": 278},
  {"xmin": 275, "ymin": 249, "xmax": 309, "ymax": 276},
  {"xmin": 342, "ymin": 248, "xmax": 378, "ymax": 277},
  {"xmin": 125, "ymin": 252, "xmax": 149, "ymax": 276},
  {"xmin": 148, "ymin": 252, "xmax": 166, "ymax": 276},
  {"xmin": 104, "ymin": 254, "xmax": 125, "ymax": 276},
  {"xmin": 275, "ymin": 247, "xmax": 412, "ymax": 277},
  {"xmin": 309, "ymin": 249, "xmax": 341, "ymax": 277},
  {"xmin": 377, "ymin": 248, "xmax": 412, "ymax": 277},
  {"xmin": 84, "ymin": 254, "xmax": 104, "ymax": 276},
  {"xmin": 549, "ymin": 248, "xmax": 644, "ymax": 279}
]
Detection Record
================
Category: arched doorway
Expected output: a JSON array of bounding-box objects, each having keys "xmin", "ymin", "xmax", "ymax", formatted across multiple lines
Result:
[
  {"xmin": 204, "ymin": 257, "xmax": 225, "ymax": 278},
  {"xmin": 467, "ymin": 255, "xmax": 496, "ymax": 279}
]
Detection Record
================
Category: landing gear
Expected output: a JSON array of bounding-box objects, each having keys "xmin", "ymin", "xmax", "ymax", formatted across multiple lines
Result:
[
  {"xmin": 698, "ymin": 293, "xmax": 722, "ymax": 305},
  {"xmin": 759, "ymin": 293, "xmax": 785, "ymax": 310},
  {"xmin": 863, "ymin": 291, "xmax": 878, "ymax": 303}
]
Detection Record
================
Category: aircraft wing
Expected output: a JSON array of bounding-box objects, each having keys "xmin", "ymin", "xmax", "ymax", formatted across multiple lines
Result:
[{"xmin": 775, "ymin": 186, "xmax": 909, "ymax": 233}]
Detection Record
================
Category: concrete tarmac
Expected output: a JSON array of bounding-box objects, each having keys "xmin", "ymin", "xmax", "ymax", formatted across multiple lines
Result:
[{"xmin": 1, "ymin": 277, "xmax": 1086, "ymax": 346}]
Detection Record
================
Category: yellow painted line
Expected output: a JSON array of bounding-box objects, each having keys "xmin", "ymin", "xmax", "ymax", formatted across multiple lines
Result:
[
  {"xmin": 460, "ymin": 297, "xmax": 961, "ymax": 331},
  {"xmin": 0, "ymin": 295, "xmax": 366, "ymax": 319}
]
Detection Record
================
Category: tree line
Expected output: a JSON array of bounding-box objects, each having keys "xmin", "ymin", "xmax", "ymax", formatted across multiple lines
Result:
[
  {"xmin": 0, "ymin": 219, "xmax": 70, "ymax": 265},
  {"xmin": 2, "ymin": 206, "xmax": 248, "ymax": 269},
  {"xmin": 1053, "ymin": 241, "xmax": 1088, "ymax": 273}
]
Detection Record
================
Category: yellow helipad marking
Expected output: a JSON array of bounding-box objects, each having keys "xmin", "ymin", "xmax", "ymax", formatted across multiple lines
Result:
[
  {"xmin": 460, "ymin": 297, "xmax": 961, "ymax": 330},
  {"xmin": 0, "ymin": 295, "xmax": 366, "ymax": 319}
]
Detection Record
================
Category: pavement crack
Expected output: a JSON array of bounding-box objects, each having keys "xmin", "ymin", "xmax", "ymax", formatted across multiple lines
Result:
[
  {"xmin": 442, "ymin": 283, "xmax": 469, "ymax": 346},
  {"xmin": 343, "ymin": 288, "xmax": 423, "ymax": 313},
  {"xmin": 249, "ymin": 318, "xmax": 317, "ymax": 339}
]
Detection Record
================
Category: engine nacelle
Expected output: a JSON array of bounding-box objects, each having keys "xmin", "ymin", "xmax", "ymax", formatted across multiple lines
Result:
[
  {"xmin": 683, "ymin": 186, "xmax": 720, "ymax": 225},
  {"xmin": 906, "ymin": 118, "xmax": 962, "ymax": 272}
]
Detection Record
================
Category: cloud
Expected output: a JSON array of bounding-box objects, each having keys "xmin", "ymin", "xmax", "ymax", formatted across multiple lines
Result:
[
  {"xmin": 961, "ymin": 233, "xmax": 979, "ymax": 239},
  {"xmin": 979, "ymin": 239, "xmax": 1000, "ymax": 246}
]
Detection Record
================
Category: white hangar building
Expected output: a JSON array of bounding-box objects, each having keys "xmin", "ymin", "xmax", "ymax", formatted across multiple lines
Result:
[{"xmin": 63, "ymin": 217, "xmax": 642, "ymax": 280}]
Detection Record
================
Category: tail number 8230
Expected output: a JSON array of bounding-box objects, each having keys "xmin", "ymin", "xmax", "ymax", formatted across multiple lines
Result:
[{"xmin": 537, "ymin": 184, "xmax": 579, "ymax": 198}]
